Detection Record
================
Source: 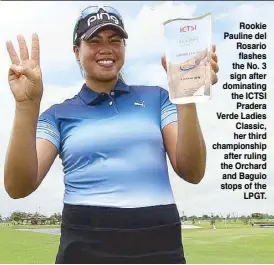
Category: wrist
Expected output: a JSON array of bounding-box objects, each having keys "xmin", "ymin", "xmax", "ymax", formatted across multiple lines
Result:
[
  {"xmin": 176, "ymin": 103, "xmax": 196, "ymax": 111},
  {"xmin": 15, "ymin": 100, "xmax": 41, "ymax": 112}
]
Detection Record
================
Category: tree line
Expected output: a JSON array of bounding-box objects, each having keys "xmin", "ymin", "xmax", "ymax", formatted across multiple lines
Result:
[
  {"xmin": 1, "ymin": 212, "xmax": 273, "ymax": 225},
  {"xmin": 180, "ymin": 213, "xmax": 274, "ymax": 225},
  {"xmin": 0, "ymin": 211, "xmax": 62, "ymax": 225}
]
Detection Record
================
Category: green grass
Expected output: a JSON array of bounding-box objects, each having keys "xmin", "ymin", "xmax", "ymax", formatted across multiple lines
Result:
[
  {"xmin": 0, "ymin": 227, "xmax": 59, "ymax": 264},
  {"xmin": 1, "ymin": 222, "xmax": 274, "ymax": 263},
  {"xmin": 183, "ymin": 227, "xmax": 274, "ymax": 263},
  {"xmin": 9, "ymin": 224, "xmax": 60, "ymax": 229}
]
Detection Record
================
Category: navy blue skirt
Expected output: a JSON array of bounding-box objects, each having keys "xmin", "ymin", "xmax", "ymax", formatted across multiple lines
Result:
[{"xmin": 55, "ymin": 203, "xmax": 186, "ymax": 264}]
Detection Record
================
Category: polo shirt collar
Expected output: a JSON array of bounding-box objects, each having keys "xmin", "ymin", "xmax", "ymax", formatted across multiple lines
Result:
[{"xmin": 79, "ymin": 79, "xmax": 130, "ymax": 105}]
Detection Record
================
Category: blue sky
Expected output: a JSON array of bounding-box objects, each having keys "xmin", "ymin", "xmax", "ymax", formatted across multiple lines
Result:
[{"xmin": 0, "ymin": 1, "xmax": 274, "ymax": 217}]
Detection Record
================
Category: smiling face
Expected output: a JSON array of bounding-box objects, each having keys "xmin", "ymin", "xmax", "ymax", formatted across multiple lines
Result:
[{"xmin": 74, "ymin": 28, "xmax": 125, "ymax": 82}]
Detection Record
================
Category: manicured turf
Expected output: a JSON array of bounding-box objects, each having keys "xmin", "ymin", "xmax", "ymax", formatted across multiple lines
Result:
[
  {"xmin": 0, "ymin": 227, "xmax": 59, "ymax": 263},
  {"xmin": 183, "ymin": 227, "xmax": 274, "ymax": 263},
  {"xmin": 1, "ymin": 222, "xmax": 274, "ymax": 263}
]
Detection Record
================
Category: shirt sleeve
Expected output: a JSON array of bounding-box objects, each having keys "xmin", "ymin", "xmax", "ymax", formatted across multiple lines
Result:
[
  {"xmin": 160, "ymin": 87, "xmax": 178, "ymax": 130},
  {"xmin": 36, "ymin": 105, "xmax": 61, "ymax": 153}
]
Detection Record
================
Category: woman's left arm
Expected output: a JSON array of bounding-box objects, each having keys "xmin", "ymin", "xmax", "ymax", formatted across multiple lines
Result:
[
  {"xmin": 162, "ymin": 46, "xmax": 219, "ymax": 184},
  {"xmin": 162, "ymin": 105, "xmax": 206, "ymax": 184}
]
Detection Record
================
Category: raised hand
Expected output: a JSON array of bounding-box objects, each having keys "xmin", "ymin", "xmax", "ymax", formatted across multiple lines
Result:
[{"xmin": 6, "ymin": 34, "xmax": 43, "ymax": 104}]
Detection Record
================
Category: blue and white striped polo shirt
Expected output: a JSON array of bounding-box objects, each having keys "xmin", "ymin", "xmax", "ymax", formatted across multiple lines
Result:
[{"xmin": 37, "ymin": 80, "xmax": 178, "ymax": 208}]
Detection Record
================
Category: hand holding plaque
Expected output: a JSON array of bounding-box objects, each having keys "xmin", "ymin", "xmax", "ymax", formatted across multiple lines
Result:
[{"xmin": 163, "ymin": 13, "xmax": 216, "ymax": 104}]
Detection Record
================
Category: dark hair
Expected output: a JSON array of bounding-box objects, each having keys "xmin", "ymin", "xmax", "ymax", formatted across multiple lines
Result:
[{"xmin": 75, "ymin": 38, "xmax": 126, "ymax": 83}]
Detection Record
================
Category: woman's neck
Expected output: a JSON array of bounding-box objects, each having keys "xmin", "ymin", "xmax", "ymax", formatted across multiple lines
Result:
[{"xmin": 85, "ymin": 77, "xmax": 118, "ymax": 94}]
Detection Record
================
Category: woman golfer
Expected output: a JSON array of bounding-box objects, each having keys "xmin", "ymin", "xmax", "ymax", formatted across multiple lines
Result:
[{"xmin": 5, "ymin": 6, "xmax": 219, "ymax": 264}]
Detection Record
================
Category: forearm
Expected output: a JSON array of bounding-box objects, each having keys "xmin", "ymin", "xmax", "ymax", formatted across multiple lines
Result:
[
  {"xmin": 176, "ymin": 104, "xmax": 206, "ymax": 184},
  {"xmin": 4, "ymin": 101, "xmax": 40, "ymax": 198}
]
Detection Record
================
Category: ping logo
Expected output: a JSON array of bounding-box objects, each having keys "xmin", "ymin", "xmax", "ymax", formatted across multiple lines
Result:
[
  {"xmin": 87, "ymin": 12, "xmax": 119, "ymax": 26},
  {"xmin": 180, "ymin": 25, "xmax": 196, "ymax": 33}
]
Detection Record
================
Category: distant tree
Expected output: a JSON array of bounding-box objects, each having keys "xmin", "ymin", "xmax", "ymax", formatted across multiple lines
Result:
[
  {"xmin": 189, "ymin": 215, "xmax": 197, "ymax": 220},
  {"xmin": 32, "ymin": 212, "xmax": 47, "ymax": 218},
  {"xmin": 251, "ymin": 213, "xmax": 265, "ymax": 219},
  {"xmin": 215, "ymin": 215, "xmax": 220, "ymax": 220},
  {"xmin": 9, "ymin": 211, "xmax": 29, "ymax": 222},
  {"xmin": 202, "ymin": 215, "xmax": 210, "ymax": 220},
  {"xmin": 49, "ymin": 213, "xmax": 62, "ymax": 224},
  {"xmin": 54, "ymin": 213, "xmax": 62, "ymax": 222},
  {"xmin": 210, "ymin": 218, "xmax": 216, "ymax": 225}
]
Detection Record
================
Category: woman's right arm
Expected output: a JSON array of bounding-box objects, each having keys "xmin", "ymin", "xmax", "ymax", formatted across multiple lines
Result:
[
  {"xmin": 4, "ymin": 34, "xmax": 57, "ymax": 198},
  {"xmin": 4, "ymin": 102, "xmax": 58, "ymax": 199}
]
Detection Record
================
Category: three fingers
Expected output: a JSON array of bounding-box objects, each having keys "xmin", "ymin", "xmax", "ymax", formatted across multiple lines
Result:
[{"xmin": 6, "ymin": 33, "xmax": 40, "ymax": 65}]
